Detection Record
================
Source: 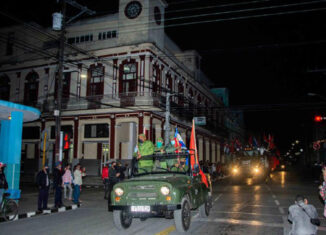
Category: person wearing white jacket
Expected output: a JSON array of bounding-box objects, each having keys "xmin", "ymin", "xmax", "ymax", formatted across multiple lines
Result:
[{"xmin": 73, "ymin": 164, "xmax": 83, "ymax": 204}]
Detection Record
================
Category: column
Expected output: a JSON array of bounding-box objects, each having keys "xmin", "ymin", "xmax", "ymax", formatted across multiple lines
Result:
[{"xmin": 110, "ymin": 116, "xmax": 116, "ymax": 159}]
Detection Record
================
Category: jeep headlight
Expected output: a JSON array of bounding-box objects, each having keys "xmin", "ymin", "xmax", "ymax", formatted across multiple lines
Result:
[
  {"xmin": 114, "ymin": 187, "xmax": 124, "ymax": 196},
  {"xmin": 253, "ymin": 167, "xmax": 260, "ymax": 173},
  {"xmin": 160, "ymin": 186, "xmax": 170, "ymax": 195}
]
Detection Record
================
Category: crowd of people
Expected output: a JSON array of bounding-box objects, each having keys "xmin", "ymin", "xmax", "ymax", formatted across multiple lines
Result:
[{"xmin": 35, "ymin": 161, "xmax": 86, "ymax": 212}]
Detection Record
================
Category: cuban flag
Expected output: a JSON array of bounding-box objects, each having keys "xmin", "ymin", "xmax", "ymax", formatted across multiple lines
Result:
[{"xmin": 174, "ymin": 127, "xmax": 187, "ymax": 150}]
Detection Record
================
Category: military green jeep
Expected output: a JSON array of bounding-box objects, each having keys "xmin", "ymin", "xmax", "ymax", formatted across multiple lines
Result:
[{"xmin": 109, "ymin": 153, "xmax": 212, "ymax": 233}]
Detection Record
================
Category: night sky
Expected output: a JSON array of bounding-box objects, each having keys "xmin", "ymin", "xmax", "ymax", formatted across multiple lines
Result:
[{"xmin": 2, "ymin": 0, "xmax": 326, "ymax": 151}]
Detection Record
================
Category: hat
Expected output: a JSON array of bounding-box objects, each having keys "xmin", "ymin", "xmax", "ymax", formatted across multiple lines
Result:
[
  {"xmin": 55, "ymin": 161, "xmax": 62, "ymax": 167},
  {"xmin": 169, "ymin": 136, "xmax": 175, "ymax": 140},
  {"xmin": 157, "ymin": 137, "xmax": 163, "ymax": 141}
]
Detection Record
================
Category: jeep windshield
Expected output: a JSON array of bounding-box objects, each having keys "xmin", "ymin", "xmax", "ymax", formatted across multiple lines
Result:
[{"xmin": 132, "ymin": 153, "xmax": 190, "ymax": 176}]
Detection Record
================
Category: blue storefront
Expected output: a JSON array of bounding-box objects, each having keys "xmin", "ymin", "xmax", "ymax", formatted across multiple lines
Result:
[{"xmin": 0, "ymin": 100, "xmax": 40, "ymax": 199}]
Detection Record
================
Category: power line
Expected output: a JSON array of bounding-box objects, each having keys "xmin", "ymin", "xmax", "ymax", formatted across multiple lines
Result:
[{"xmin": 67, "ymin": 1, "xmax": 326, "ymax": 34}]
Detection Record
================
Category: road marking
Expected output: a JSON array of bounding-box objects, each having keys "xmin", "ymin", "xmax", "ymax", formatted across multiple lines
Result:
[
  {"xmin": 196, "ymin": 217, "xmax": 284, "ymax": 228},
  {"xmin": 278, "ymin": 207, "xmax": 285, "ymax": 214},
  {"xmin": 274, "ymin": 200, "xmax": 280, "ymax": 206},
  {"xmin": 272, "ymin": 194, "xmax": 276, "ymax": 199},
  {"xmin": 214, "ymin": 193, "xmax": 222, "ymax": 202},
  {"xmin": 155, "ymin": 225, "xmax": 176, "ymax": 235},
  {"xmin": 208, "ymin": 210, "xmax": 283, "ymax": 217}
]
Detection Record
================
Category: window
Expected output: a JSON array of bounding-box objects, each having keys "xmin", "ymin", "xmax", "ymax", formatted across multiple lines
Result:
[
  {"xmin": 24, "ymin": 71, "xmax": 39, "ymax": 106},
  {"xmin": 87, "ymin": 64, "xmax": 104, "ymax": 96},
  {"xmin": 55, "ymin": 72, "xmax": 71, "ymax": 99},
  {"xmin": 67, "ymin": 37, "xmax": 75, "ymax": 44},
  {"xmin": 80, "ymin": 36, "xmax": 85, "ymax": 42},
  {"xmin": 6, "ymin": 32, "xmax": 14, "ymax": 56},
  {"xmin": 119, "ymin": 60, "xmax": 138, "ymax": 94},
  {"xmin": 51, "ymin": 125, "xmax": 73, "ymax": 139},
  {"xmin": 85, "ymin": 35, "xmax": 89, "ymax": 41},
  {"xmin": 0, "ymin": 74, "xmax": 10, "ymax": 101},
  {"xmin": 22, "ymin": 126, "xmax": 40, "ymax": 139},
  {"xmin": 84, "ymin": 124, "xmax": 109, "ymax": 138},
  {"xmin": 98, "ymin": 31, "xmax": 117, "ymax": 40}
]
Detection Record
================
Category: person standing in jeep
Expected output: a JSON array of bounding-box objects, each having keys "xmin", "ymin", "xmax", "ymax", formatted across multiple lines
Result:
[{"xmin": 0, "ymin": 162, "xmax": 8, "ymax": 204}]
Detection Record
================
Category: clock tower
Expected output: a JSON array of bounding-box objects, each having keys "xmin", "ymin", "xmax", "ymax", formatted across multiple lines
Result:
[{"xmin": 118, "ymin": 0, "xmax": 167, "ymax": 49}]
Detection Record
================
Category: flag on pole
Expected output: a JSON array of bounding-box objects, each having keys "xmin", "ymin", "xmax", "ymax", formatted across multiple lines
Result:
[
  {"xmin": 189, "ymin": 120, "xmax": 208, "ymax": 188},
  {"xmin": 174, "ymin": 127, "xmax": 187, "ymax": 150}
]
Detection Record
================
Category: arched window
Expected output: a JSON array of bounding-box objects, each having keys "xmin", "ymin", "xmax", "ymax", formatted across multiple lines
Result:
[
  {"xmin": 119, "ymin": 59, "xmax": 138, "ymax": 94},
  {"xmin": 24, "ymin": 71, "xmax": 39, "ymax": 106},
  {"xmin": 87, "ymin": 64, "xmax": 104, "ymax": 97},
  {"xmin": 0, "ymin": 74, "xmax": 10, "ymax": 101}
]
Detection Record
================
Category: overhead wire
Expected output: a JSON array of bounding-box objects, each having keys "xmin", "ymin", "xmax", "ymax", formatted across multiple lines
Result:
[{"xmin": 66, "ymin": 1, "xmax": 326, "ymax": 33}]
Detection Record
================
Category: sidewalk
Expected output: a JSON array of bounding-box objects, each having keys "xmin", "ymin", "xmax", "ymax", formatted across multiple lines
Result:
[{"xmin": 0, "ymin": 184, "xmax": 104, "ymax": 223}]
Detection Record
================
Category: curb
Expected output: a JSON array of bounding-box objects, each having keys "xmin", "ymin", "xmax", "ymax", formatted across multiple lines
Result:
[{"xmin": 0, "ymin": 204, "xmax": 80, "ymax": 223}]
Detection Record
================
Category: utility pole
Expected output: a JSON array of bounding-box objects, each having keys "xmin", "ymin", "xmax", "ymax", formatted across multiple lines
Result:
[
  {"xmin": 53, "ymin": 0, "xmax": 95, "ymax": 161},
  {"xmin": 54, "ymin": 0, "xmax": 66, "ymax": 162}
]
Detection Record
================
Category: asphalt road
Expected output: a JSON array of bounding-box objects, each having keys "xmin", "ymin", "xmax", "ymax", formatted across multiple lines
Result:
[{"xmin": 1, "ymin": 168, "xmax": 326, "ymax": 235}]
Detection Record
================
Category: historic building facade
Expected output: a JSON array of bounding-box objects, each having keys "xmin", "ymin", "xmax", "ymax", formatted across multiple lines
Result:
[{"xmin": 0, "ymin": 0, "xmax": 243, "ymax": 177}]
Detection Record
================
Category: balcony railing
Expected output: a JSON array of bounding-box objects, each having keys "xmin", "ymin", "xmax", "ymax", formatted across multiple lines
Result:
[{"xmin": 24, "ymin": 91, "xmax": 228, "ymax": 137}]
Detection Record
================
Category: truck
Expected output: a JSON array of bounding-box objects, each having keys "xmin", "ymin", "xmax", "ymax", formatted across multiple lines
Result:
[{"xmin": 230, "ymin": 151, "xmax": 270, "ymax": 184}]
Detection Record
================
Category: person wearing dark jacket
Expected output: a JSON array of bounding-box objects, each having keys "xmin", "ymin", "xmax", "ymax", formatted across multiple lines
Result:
[
  {"xmin": 0, "ymin": 162, "xmax": 8, "ymax": 204},
  {"xmin": 36, "ymin": 164, "xmax": 50, "ymax": 212},
  {"xmin": 108, "ymin": 161, "xmax": 120, "ymax": 205},
  {"xmin": 53, "ymin": 161, "xmax": 64, "ymax": 208}
]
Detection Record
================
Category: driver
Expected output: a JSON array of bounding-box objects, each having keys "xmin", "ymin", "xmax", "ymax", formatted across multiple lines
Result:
[
  {"xmin": 170, "ymin": 158, "xmax": 187, "ymax": 172},
  {"xmin": 0, "ymin": 162, "xmax": 8, "ymax": 204}
]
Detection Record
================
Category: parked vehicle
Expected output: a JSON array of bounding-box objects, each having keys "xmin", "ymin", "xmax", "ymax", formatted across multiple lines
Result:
[{"xmin": 109, "ymin": 153, "xmax": 212, "ymax": 233}]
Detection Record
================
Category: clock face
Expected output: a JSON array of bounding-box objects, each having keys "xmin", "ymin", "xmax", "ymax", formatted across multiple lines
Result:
[
  {"xmin": 154, "ymin": 7, "xmax": 161, "ymax": 25},
  {"xmin": 125, "ymin": 1, "xmax": 142, "ymax": 19}
]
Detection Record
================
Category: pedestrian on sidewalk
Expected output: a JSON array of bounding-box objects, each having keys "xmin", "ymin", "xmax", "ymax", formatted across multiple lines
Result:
[
  {"xmin": 288, "ymin": 195, "xmax": 319, "ymax": 235},
  {"xmin": 319, "ymin": 166, "xmax": 326, "ymax": 217},
  {"xmin": 62, "ymin": 164, "xmax": 73, "ymax": 201},
  {"xmin": 73, "ymin": 164, "xmax": 83, "ymax": 204},
  {"xmin": 102, "ymin": 162, "xmax": 109, "ymax": 199},
  {"xmin": 0, "ymin": 162, "xmax": 8, "ymax": 205},
  {"xmin": 53, "ymin": 161, "xmax": 64, "ymax": 208},
  {"xmin": 36, "ymin": 164, "xmax": 50, "ymax": 212}
]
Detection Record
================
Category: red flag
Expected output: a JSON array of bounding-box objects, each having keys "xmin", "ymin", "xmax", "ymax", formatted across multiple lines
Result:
[{"xmin": 189, "ymin": 120, "xmax": 208, "ymax": 188}]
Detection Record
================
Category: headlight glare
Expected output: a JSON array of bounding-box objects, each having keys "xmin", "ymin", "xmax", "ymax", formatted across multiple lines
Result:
[
  {"xmin": 160, "ymin": 186, "xmax": 170, "ymax": 195},
  {"xmin": 114, "ymin": 187, "xmax": 124, "ymax": 196}
]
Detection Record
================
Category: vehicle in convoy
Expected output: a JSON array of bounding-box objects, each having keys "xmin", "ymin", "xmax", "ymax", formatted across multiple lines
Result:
[
  {"xmin": 109, "ymin": 153, "xmax": 212, "ymax": 233},
  {"xmin": 230, "ymin": 153, "xmax": 269, "ymax": 183}
]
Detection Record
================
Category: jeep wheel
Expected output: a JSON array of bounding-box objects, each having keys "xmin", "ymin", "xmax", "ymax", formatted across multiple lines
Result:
[
  {"xmin": 199, "ymin": 197, "xmax": 211, "ymax": 217},
  {"xmin": 174, "ymin": 197, "xmax": 191, "ymax": 233},
  {"xmin": 113, "ymin": 210, "xmax": 132, "ymax": 230}
]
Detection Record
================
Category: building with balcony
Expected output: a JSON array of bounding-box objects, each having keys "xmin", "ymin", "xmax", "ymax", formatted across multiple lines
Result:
[{"xmin": 0, "ymin": 0, "xmax": 242, "ymax": 177}]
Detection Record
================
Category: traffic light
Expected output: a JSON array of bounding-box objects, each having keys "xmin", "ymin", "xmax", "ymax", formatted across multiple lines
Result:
[
  {"xmin": 63, "ymin": 133, "xmax": 70, "ymax": 150},
  {"xmin": 314, "ymin": 115, "xmax": 323, "ymax": 122}
]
